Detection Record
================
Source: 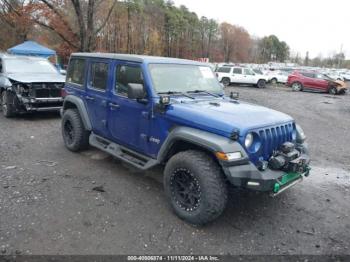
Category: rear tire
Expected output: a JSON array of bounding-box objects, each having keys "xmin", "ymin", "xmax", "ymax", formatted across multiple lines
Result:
[
  {"xmin": 221, "ymin": 78, "xmax": 230, "ymax": 87},
  {"xmin": 164, "ymin": 150, "xmax": 228, "ymax": 225},
  {"xmin": 291, "ymin": 82, "xmax": 303, "ymax": 91},
  {"xmin": 257, "ymin": 79, "xmax": 266, "ymax": 88},
  {"xmin": 271, "ymin": 78, "xmax": 277, "ymax": 85},
  {"xmin": 61, "ymin": 109, "xmax": 90, "ymax": 152},
  {"xmin": 1, "ymin": 90, "xmax": 16, "ymax": 118}
]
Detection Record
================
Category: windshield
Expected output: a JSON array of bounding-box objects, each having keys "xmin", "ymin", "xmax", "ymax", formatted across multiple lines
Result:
[
  {"xmin": 149, "ymin": 64, "xmax": 222, "ymax": 94},
  {"xmin": 4, "ymin": 58, "xmax": 58, "ymax": 74}
]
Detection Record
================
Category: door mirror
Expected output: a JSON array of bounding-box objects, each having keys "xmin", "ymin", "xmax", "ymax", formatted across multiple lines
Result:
[{"xmin": 127, "ymin": 83, "xmax": 145, "ymax": 100}]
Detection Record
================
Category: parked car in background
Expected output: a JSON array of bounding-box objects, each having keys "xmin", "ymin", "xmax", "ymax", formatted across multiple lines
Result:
[
  {"xmin": 0, "ymin": 54, "xmax": 65, "ymax": 117},
  {"xmin": 216, "ymin": 66, "xmax": 269, "ymax": 88},
  {"xmin": 340, "ymin": 71, "xmax": 350, "ymax": 81},
  {"xmin": 252, "ymin": 68, "xmax": 264, "ymax": 75},
  {"xmin": 324, "ymin": 71, "xmax": 344, "ymax": 81},
  {"xmin": 267, "ymin": 70, "xmax": 289, "ymax": 84},
  {"xmin": 287, "ymin": 70, "xmax": 347, "ymax": 95}
]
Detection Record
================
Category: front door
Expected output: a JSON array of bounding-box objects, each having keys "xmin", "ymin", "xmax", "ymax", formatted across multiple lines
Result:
[
  {"xmin": 313, "ymin": 74, "xmax": 329, "ymax": 91},
  {"xmin": 243, "ymin": 68, "xmax": 256, "ymax": 84},
  {"xmin": 107, "ymin": 62, "xmax": 150, "ymax": 154},
  {"xmin": 85, "ymin": 60, "xmax": 110, "ymax": 137}
]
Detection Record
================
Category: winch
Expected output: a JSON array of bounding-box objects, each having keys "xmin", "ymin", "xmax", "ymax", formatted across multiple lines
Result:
[{"xmin": 269, "ymin": 142, "xmax": 309, "ymax": 173}]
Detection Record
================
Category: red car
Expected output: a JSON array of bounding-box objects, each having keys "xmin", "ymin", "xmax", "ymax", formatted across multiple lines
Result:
[{"xmin": 287, "ymin": 71, "xmax": 347, "ymax": 95}]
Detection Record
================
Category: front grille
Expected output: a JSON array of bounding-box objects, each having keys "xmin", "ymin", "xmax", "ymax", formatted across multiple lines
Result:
[
  {"xmin": 250, "ymin": 123, "xmax": 295, "ymax": 164},
  {"xmin": 31, "ymin": 83, "xmax": 63, "ymax": 98}
]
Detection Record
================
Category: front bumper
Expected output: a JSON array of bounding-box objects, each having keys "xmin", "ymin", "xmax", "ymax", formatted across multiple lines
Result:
[
  {"xmin": 222, "ymin": 160, "xmax": 310, "ymax": 195},
  {"xmin": 21, "ymin": 97, "xmax": 63, "ymax": 112}
]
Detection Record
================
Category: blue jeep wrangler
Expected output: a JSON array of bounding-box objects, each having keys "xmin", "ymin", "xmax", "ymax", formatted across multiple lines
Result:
[{"xmin": 61, "ymin": 53, "xmax": 310, "ymax": 225}]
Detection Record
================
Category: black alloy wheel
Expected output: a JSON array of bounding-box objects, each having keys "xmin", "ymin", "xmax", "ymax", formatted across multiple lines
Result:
[{"xmin": 170, "ymin": 168, "xmax": 201, "ymax": 212}]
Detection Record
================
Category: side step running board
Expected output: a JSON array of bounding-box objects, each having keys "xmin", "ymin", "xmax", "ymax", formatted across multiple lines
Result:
[{"xmin": 89, "ymin": 133, "xmax": 159, "ymax": 170}]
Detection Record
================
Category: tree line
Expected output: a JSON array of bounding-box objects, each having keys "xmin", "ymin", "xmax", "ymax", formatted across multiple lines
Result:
[{"xmin": 1, "ymin": 0, "xmax": 291, "ymax": 64}]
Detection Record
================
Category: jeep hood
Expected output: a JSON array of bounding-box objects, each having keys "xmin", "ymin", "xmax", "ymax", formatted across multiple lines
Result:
[
  {"xmin": 6, "ymin": 73, "xmax": 65, "ymax": 83},
  {"xmin": 166, "ymin": 98, "xmax": 294, "ymax": 137}
]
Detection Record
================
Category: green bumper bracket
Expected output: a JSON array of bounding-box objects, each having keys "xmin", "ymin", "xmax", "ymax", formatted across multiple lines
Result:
[{"xmin": 273, "ymin": 167, "xmax": 311, "ymax": 194}]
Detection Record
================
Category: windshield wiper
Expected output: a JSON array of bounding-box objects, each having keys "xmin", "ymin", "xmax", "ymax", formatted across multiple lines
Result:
[
  {"xmin": 187, "ymin": 90, "xmax": 220, "ymax": 97},
  {"xmin": 158, "ymin": 91, "xmax": 195, "ymax": 99}
]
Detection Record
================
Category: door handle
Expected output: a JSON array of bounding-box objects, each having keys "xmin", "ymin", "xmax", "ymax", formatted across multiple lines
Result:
[
  {"xmin": 109, "ymin": 102, "xmax": 120, "ymax": 109},
  {"xmin": 85, "ymin": 96, "xmax": 95, "ymax": 101}
]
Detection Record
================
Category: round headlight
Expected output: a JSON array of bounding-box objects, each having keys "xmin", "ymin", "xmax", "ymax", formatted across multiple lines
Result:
[{"xmin": 245, "ymin": 133, "xmax": 253, "ymax": 148}]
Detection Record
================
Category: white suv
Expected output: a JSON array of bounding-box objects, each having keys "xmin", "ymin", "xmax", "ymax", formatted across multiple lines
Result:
[
  {"xmin": 267, "ymin": 70, "xmax": 289, "ymax": 84},
  {"xmin": 216, "ymin": 66, "xmax": 269, "ymax": 88}
]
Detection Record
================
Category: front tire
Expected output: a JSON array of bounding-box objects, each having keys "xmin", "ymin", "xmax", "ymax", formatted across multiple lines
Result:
[
  {"xmin": 328, "ymin": 86, "xmax": 337, "ymax": 95},
  {"xmin": 164, "ymin": 150, "xmax": 228, "ymax": 225},
  {"xmin": 257, "ymin": 79, "xmax": 266, "ymax": 88},
  {"xmin": 61, "ymin": 109, "xmax": 90, "ymax": 152},
  {"xmin": 1, "ymin": 91, "xmax": 16, "ymax": 118},
  {"xmin": 270, "ymin": 78, "xmax": 277, "ymax": 85}
]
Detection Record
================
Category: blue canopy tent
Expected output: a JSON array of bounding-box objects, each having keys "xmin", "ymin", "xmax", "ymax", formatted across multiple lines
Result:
[{"xmin": 7, "ymin": 41, "xmax": 56, "ymax": 58}]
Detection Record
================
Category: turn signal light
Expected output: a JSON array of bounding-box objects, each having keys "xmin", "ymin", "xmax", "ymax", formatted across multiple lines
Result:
[{"xmin": 215, "ymin": 151, "xmax": 242, "ymax": 161}]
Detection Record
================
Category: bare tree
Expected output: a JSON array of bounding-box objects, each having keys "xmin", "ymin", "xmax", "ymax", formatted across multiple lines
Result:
[{"xmin": 36, "ymin": 0, "xmax": 118, "ymax": 52}]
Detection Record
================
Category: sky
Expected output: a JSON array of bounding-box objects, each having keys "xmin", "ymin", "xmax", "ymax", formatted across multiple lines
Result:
[{"xmin": 173, "ymin": 0, "xmax": 350, "ymax": 59}]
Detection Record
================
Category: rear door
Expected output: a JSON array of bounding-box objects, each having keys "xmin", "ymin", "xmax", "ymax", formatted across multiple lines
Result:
[
  {"xmin": 301, "ymin": 72, "xmax": 315, "ymax": 89},
  {"xmin": 85, "ymin": 60, "xmax": 110, "ymax": 137},
  {"xmin": 231, "ymin": 68, "xmax": 244, "ymax": 83}
]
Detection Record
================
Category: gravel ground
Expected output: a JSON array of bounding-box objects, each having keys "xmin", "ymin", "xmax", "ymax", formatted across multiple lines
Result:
[{"xmin": 0, "ymin": 84, "xmax": 349, "ymax": 255}]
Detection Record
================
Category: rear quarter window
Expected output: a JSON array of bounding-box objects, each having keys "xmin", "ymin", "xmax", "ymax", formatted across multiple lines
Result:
[
  {"xmin": 217, "ymin": 67, "xmax": 231, "ymax": 73},
  {"xmin": 301, "ymin": 72, "xmax": 315, "ymax": 78},
  {"xmin": 67, "ymin": 58, "xmax": 86, "ymax": 87}
]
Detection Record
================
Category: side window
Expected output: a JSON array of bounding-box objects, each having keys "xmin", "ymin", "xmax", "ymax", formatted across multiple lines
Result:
[
  {"xmin": 67, "ymin": 58, "xmax": 86, "ymax": 86},
  {"xmin": 243, "ymin": 69, "xmax": 254, "ymax": 75},
  {"xmin": 302, "ymin": 72, "xmax": 314, "ymax": 78},
  {"xmin": 233, "ymin": 68, "xmax": 242, "ymax": 74},
  {"xmin": 89, "ymin": 62, "xmax": 108, "ymax": 91},
  {"xmin": 115, "ymin": 65, "xmax": 144, "ymax": 97}
]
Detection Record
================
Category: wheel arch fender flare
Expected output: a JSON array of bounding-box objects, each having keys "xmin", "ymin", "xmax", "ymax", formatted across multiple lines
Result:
[
  {"xmin": 157, "ymin": 126, "xmax": 248, "ymax": 163},
  {"xmin": 63, "ymin": 95, "xmax": 92, "ymax": 131}
]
